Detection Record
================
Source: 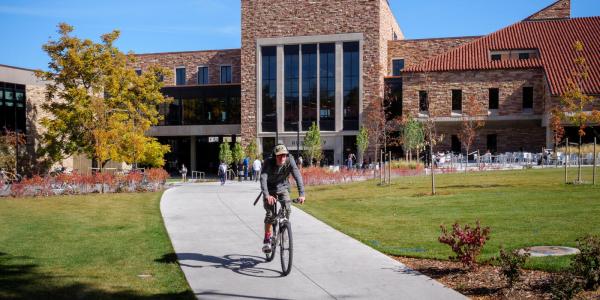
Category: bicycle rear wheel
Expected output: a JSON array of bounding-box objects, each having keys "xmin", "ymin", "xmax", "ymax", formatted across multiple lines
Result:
[
  {"xmin": 265, "ymin": 223, "xmax": 277, "ymax": 262},
  {"xmin": 279, "ymin": 222, "xmax": 293, "ymax": 276}
]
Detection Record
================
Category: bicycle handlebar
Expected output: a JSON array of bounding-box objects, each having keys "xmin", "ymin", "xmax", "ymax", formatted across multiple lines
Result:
[{"xmin": 253, "ymin": 191, "xmax": 303, "ymax": 206}]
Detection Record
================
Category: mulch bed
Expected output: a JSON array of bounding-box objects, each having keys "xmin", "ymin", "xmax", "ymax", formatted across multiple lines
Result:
[{"xmin": 393, "ymin": 256, "xmax": 600, "ymax": 299}]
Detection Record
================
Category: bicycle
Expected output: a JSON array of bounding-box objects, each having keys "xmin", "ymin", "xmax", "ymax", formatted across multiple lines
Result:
[
  {"xmin": 0, "ymin": 169, "xmax": 22, "ymax": 185},
  {"xmin": 264, "ymin": 196, "xmax": 300, "ymax": 276}
]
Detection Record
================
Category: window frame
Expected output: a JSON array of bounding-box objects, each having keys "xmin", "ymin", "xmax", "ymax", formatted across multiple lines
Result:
[
  {"xmin": 522, "ymin": 86, "xmax": 534, "ymax": 111},
  {"xmin": 419, "ymin": 90, "xmax": 429, "ymax": 114},
  {"xmin": 175, "ymin": 66, "xmax": 186, "ymax": 86},
  {"xmin": 220, "ymin": 65, "xmax": 232, "ymax": 84},
  {"xmin": 488, "ymin": 88, "xmax": 499, "ymax": 111},
  {"xmin": 197, "ymin": 65, "xmax": 209, "ymax": 85},
  {"xmin": 451, "ymin": 89, "xmax": 462, "ymax": 112},
  {"xmin": 391, "ymin": 58, "xmax": 405, "ymax": 76}
]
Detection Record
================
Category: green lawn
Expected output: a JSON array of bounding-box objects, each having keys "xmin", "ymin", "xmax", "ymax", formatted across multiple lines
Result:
[
  {"xmin": 299, "ymin": 167, "xmax": 600, "ymax": 272},
  {"xmin": 0, "ymin": 192, "xmax": 194, "ymax": 300}
]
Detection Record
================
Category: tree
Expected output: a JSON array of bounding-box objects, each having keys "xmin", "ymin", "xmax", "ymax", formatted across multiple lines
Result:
[
  {"xmin": 550, "ymin": 106, "xmax": 566, "ymax": 164},
  {"xmin": 402, "ymin": 115, "xmax": 424, "ymax": 161},
  {"xmin": 423, "ymin": 118, "xmax": 443, "ymax": 195},
  {"xmin": 36, "ymin": 23, "xmax": 171, "ymax": 171},
  {"xmin": 219, "ymin": 142, "xmax": 233, "ymax": 166},
  {"xmin": 303, "ymin": 122, "xmax": 322, "ymax": 167},
  {"xmin": 0, "ymin": 130, "xmax": 25, "ymax": 173},
  {"xmin": 232, "ymin": 142, "xmax": 245, "ymax": 164},
  {"xmin": 365, "ymin": 83, "xmax": 403, "ymax": 164},
  {"xmin": 245, "ymin": 140, "xmax": 258, "ymax": 161},
  {"xmin": 458, "ymin": 95, "xmax": 486, "ymax": 172},
  {"xmin": 556, "ymin": 41, "xmax": 600, "ymax": 183},
  {"xmin": 356, "ymin": 126, "xmax": 369, "ymax": 166}
]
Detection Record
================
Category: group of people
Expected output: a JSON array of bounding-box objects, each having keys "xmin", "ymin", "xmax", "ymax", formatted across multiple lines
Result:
[{"xmin": 217, "ymin": 157, "xmax": 264, "ymax": 185}]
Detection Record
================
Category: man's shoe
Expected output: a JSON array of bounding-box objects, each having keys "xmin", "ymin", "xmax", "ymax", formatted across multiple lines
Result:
[{"xmin": 262, "ymin": 241, "xmax": 272, "ymax": 253}]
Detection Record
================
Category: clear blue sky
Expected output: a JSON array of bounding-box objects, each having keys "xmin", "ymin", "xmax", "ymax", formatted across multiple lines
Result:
[{"xmin": 1, "ymin": 0, "xmax": 599, "ymax": 70}]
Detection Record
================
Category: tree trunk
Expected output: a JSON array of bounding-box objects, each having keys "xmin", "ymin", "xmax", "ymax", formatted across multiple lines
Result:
[
  {"xmin": 431, "ymin": 144, "xmax": 435, "ymax": 195},
  {"xmin": 578, "ymin": 135, "xmax": 582, "ymax": 183},
  {"xmin": 465, "ymin": 146, "xmax": 470, "ymax": 173}
]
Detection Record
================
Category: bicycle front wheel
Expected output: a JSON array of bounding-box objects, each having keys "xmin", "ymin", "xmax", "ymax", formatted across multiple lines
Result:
[
  {"xmin": 265, "ymin": 223, "xmax": 277, "ymax": 262},
  {"xmin": 279, "ymin": 222, "xmax": 293, "ymax": 276}
]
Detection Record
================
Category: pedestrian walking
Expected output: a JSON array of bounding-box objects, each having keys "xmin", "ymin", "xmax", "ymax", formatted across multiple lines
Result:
[
  {"xmin": 180, "ymin": 164, "xmax": 188, "ymax": 182},
  {"xmin": 347, "ymin": 153, "xmax": 356, "ymax": 169},
  {"xmin": 243, "ymin": 156, "xmax": 250, "ymax": 180},
  {"xmin": 253, "ymin": 157, "xmax": 262, "ymax": 182},
  {"xmin": 218, "ymin": 161, "xmax": 227, "ymax": 185}
]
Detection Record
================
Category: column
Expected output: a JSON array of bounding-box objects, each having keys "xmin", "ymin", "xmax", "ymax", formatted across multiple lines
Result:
[
  {"xmin": 276, "ymin": 45, "xmax": 284, "ymax": 140},
  {"xmin": 335, "ymin": 42, "xmax": 343, "ymax": 132},
  {"xmin": 190, "ymin": 136, "xmax": 197, "ymax": 171}
]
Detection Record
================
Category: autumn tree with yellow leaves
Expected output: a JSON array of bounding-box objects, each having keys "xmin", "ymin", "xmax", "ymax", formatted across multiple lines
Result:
[{"xmin": 36, "ymin": 23, "xmax": 171, "ymax": 171}]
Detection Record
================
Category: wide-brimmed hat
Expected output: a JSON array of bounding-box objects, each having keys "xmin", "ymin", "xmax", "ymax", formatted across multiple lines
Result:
[{"xmin": 274, "ymin": 144, "xmax": 289, "ymax": 156}]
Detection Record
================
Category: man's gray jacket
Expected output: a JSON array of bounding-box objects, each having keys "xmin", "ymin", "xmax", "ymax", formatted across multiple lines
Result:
[{"xmin": 260, "ymin": 156, "xmax": 305, "ymax": 198}]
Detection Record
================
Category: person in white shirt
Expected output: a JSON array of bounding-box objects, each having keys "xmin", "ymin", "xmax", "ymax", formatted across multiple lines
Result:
[
  {"xmin": 253, "ymin": 158, "xmax": 262, "ymax": 182},
  {"xmin": 218, "ymin": 161, "xmax": 228, "ymax": 185}
]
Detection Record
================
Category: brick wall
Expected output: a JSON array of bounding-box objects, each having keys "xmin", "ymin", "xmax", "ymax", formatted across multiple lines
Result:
[
  {"xmin": 132, "ymin": 49, "xmax": 241, "ymax": 85},
  {"xmin": 402, "ymin": 69, "xmax": 549, "ymax": 117},
  {"xmin": 526, "ymin": 0, "xmax": 570, "ymax": 21},
  {"xmin": 387, "ymin": 37, "xmax": 479, "ymax": 74},
  {"xmin": 435, "ymin": 122, "xmax": 547, "ymax": 154},
  {"xmin": 379, "ymin": 0, "xmax": 403, "ymax": 78},
  {"xmin": 240, "ymin": 0, "xmax": 395, "ymax": 147}
]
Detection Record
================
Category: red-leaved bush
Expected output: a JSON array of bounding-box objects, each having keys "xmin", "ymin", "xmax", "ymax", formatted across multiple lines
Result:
[
  {"xmin": 146, "ymin": 168, "xmax": 169, "ymax": 184},
  {"xmin": 0, "ymin": 168, "xmax": 170, "ymax": 197},
  {"xmin": 439, "ymin": 220, "xmax": 491, "ymax": 269}
]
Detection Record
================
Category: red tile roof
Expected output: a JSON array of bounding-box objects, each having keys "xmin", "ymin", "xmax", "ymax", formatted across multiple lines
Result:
[{"xmin": 404, "ymin": 17, "xmax": 600, "ymax": 96}]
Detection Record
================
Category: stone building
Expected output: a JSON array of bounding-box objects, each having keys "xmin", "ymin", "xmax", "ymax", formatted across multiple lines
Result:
[
  {"xmin": 10, "ymin": 0, "xmax": 599, "ymax": 175},
  {"xmin": 392, "ymin": 0, "xmax": 600, "ymax": 154}
]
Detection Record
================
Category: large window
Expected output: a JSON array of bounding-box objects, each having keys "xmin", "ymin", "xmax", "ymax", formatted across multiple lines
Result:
[
  {"xmin": 159, "ymin": 85, "xmax": 240, "ymax": 126},
  {"xmin": 175, "ymin": 67, "xmax": 186, "ymax": 85},
  {"xmin": 221, "ymin": 66, "xmax": 232, "ymax": 84},
  {"xmin": 452, "ymin": 89, "xmax": 462, "ymax": 111},
  {"xmin": 319, "ymin": 43, "xmax": 335, "ymax": 131},
  {"xmin": 523, "ymin": 87, "xmax": 533, "ymax": 110},
  {"xmin": 284, "ymin": 45, "xmax": 300, "ymax": 132},
  {"xmin": 343, "ymin": 42, "xmax": 359, "ymax": 130},
  {"xmin": 302, "ymin": 44, "xmax": 317, "ymax": 131},
  {"xmin": 392, "ymin": 59, "xmax": 404, "ymax": 76},
  {"xmin": 198, "ymin": 66, "xmax": 209, "ymax": 85},
  {"xmin": 0, "ymin": 82, "xmax": 26, "ymax": 133},
  {"xmin": 489, "ymin": 88, "xmax": 499, "ymax": 110},
  {"xmin": 262, "ymin": 47, "xmax": 277, "ymax": 132}
]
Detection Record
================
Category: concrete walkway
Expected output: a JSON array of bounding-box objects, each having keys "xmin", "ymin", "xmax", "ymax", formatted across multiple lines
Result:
[{"xmin": 160, "ymin": 181, "xmax": 466, "ymax": 300}]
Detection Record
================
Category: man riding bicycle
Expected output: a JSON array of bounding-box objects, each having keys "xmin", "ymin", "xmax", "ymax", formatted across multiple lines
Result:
[{"xmin": 260, "ymin": 144, "xmax": 305, "ymax": 253}]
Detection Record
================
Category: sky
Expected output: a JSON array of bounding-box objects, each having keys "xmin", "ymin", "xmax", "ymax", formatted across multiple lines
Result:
[{"xmin": 1, "ymin": 0, "xmax": 599, "ymax": 70}]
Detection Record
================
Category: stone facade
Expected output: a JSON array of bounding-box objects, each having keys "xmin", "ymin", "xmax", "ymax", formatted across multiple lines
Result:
[
  {"xmin": 240, "ymin": 0, "xmax": 401, "ymax": 150},
  {"xmin": 403, "ymin": 69, "xmax": 548, "ymax": 117},
  {"xmin": 132, "ymin": 49, "xmax": 241, "ymax": 85},
  {"xmin": 435, "ymin": 121, "xmax": 547, "ymax": 154},
  {"xmin": 387, "ymin": 37, "xmax": 479, "ymax": 73},
  {"xmin": 526, "ymin": 0, "xmax": 570, "ymax": 21},
  {"xmin": 401, "ymin": 69, "xmax": 550, "ymax": 152}
]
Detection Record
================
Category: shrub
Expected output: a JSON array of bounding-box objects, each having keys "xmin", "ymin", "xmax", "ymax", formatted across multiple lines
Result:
[
  {"xmin": 146, "ymin": 168, "xmax": 169, "ymax": 184},
  {"xmin": 571, "ymin": 235, "xmax": 600, "ymax": 291},
  {"xmin": 126, "ymin": 171, "xmax": 143, "ymax": 186},
  {"xmin": 438, "ymin": 220, "xmax": 491, "ymax": 269},
  {"xmin": 550, "ymin": 272, "xmax": 584, "ymax": 300},
  {"xmin": 496, "ymin": 247, "xmax": 529, "ymax": 288}
]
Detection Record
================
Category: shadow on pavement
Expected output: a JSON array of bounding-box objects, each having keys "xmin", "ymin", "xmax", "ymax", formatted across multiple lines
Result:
[
  {"xmin": 196, "ymin": 290, "xmax": 294, "ymax": 300},
  {"xmin": 156, "ymin": 253, "xmax": 283, "ymax": 278}
]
